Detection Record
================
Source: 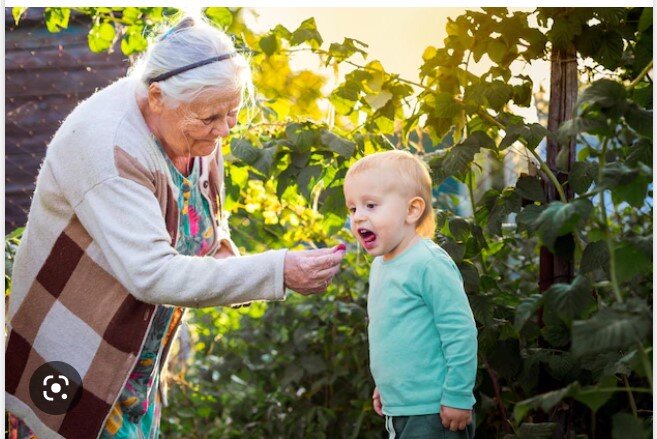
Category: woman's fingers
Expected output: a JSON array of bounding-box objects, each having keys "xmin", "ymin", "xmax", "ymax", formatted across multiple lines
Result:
[{"xmin": 283, "ymin": 246, "xmax": 345, "ymax": 294}]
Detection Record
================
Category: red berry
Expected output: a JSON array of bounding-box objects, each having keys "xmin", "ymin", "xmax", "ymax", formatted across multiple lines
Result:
[{"xmin": 335, "ymin": 243, "xmax": 346, "ymax": 252}]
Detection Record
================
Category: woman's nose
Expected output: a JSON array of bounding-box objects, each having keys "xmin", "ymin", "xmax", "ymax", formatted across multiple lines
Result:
[{"xmin": 211, "ymin": 119, "xmax": 230, "ymax": 138}]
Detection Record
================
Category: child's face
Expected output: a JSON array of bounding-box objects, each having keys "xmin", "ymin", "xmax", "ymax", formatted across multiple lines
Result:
[{"xmin": 344, "ymin": 168, "xmax": 421, "ymax": 260}]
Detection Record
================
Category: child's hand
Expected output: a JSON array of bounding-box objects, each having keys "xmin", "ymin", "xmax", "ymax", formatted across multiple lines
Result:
[
  {"xmin": 372, "ymin": 387, "xmax": 383, "ymax": 416},
  {"xmin": 440, "ymin": 405, "xmax": 472, "ymax": 431}
]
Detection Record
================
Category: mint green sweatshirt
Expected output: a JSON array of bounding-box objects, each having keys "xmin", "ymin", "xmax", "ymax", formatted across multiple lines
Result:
[{"xmin": 368, "ymin": 238, "xmax": 477, "ymax": 416}]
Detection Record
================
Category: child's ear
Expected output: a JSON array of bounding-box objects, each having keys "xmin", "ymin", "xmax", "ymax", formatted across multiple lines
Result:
[{"xmin": 406, "ymin": 196, "xmax": 425, "ymax": 225}]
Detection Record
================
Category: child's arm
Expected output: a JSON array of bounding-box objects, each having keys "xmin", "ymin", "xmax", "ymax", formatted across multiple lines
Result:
[{"xmin": 421, "ymin": 255, "xmax": 478, "ymax": 412}]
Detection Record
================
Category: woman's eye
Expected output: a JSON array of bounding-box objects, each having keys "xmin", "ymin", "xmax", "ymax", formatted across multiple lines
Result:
[{"xmin": 201, "ymin": 116, "xmax": 218, "ymax": 125}]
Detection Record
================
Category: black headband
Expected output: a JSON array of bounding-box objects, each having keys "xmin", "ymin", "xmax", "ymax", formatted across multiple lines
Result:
[{"xmin": 147, "ymin": 52, "xmax": 237, "ymax": 84}]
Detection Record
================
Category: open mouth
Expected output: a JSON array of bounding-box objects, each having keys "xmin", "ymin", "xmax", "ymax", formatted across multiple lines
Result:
[{"xmin": 358, "ymin": 228, "xmax": 377, "ymax": 250}]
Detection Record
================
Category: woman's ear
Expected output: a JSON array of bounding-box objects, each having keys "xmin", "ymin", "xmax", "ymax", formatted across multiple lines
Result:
[
  {"xmin": 147, "ymin": 83, "xmax": 165, "ymax": 114},
  {"xmin": 406, "ymin": 196, "xmax": 426, "ymax": 225}
]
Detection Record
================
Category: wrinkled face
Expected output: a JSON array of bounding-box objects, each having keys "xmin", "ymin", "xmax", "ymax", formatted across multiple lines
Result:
[
  {"xmin": 157, "ymin": 91, "xmax": 242, "ymax": 159},
  {"xmin": 344, "ymin": 168, "xmax": 418, "ymax": 260}
]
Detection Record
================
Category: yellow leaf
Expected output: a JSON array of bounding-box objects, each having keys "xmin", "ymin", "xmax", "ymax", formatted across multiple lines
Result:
[{"xmin": 364, "ymin": 90, "xmax": 393, "ymax": 110}]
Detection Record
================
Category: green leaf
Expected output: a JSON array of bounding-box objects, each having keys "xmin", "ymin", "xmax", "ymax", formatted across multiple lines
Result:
[
  {"xmin": 514, "ymin": 384, "xmax": 574, "ymax": 421},
  {"xmin": 285, "ymin": 124, "xmax": 319, "ymax": 152},
  {"xmin": 626, "ymin": 138, "xmax": 653, "ymax": 166},
  {"xmin": 578, "ymin": 79, "xmax": 627, "ymax": 109},
  {"xmin": 441, "ymin": 238, "xmax": 465, "ymax": 263},
  {"xmin": 499, "ymin": 123, "xmax": 526, "ymax": 150},
  {"xmin": 297, "ymin": 166, "xmax": 322, "ymax": 199},
  {"xmin": 638, "ymin": 7, "xmax": 653, "ymax": 32},
  {"xmin": 594, "ymin": 30, "xmax": 623, "ymax": 70},
  {"xmin": 205, "ymin": 7, "xmax": 233, "ymax": 28},
  {"xmin": 579, "ymin": 240, "xmax": 609, "ymax": 274},
  {"xmin": 88, "ymin": 22, "xmax": 116, "ymax": 53},
  {"xmin": 327, "ymin": 38, "xmax": 368, "ymax": 63},
  {"xmin": 515, "ymin": 294, "xmax": 544, "ymax": 331},
  {"xmin": 487, "ymin": 38, "xmax": 508, "ymax": 64},
  {"xmin": 571, "ymin": 375, "xmax": 617, "ymax": 413},
  {"xmin": 515, "ymin": 175, "xmax": 546, "ymax": 203},
  {"xmin": 548, "ymin": 16, "xmax": 581, "ymax": 50},
  {"xmin": 614, "ymin": 240, "xmax": 652, "ymax": 283},
  {"xmin": 572, "ymin": 305, "xmax": 651, "ymax": 357},
  {"xmin": 483, "ymin": 80, "xmax": 514, "ymax": 111},
  {"xmin": 513, "ymin": 83, "xmax": 532, "ymax": 107},
  {"xmin": 319, "ymin": 131, "xmax": 355, "ymax": 158},
  {"xmin": 44, "ymin": 8, "xmax": 70, "ymax": 33},
  {"xmin": 541, "ymin": 318, "xmax": 570, "ymax": 347},
  {"xmin": 526, "ymin": 123, "xmax": 550, "ymax": 149},
  {"xmin": 259, "ymin": 33, "xmax": 278, "ymax": 57},
  {"xmin": 120, "ymin": 25, "xmax": 148, "ymax": 55},
  {"xmin": 612, "ymin": 413, "xmax": 646, "ymax": 439},
  {"xmin": 544, "ymin": 275, "xmax": 595, "ymax": 324},
  {"xmin": 601, "ymin": 162, "xmax": 651, "ymax": 207},
  {"xmin": 432, "ymin": 92, "xmax": 464, "ymax": 118},
  {"xmin": 449, "ymin": 217, "xmax": 471, "ymax": 241},
  {"xmin": 290, "ymin": 17, "xmax": 323, "ymax": 49},
  {"xmin": 516, "ymin": 204, "xmax": 546, "ymax": 233},
  {"xmin": 533, "ymin": 199, "xmax": 594, "ymax": 250},
  {"xmin": 230, "ymin": 138, "xmax": 276, "ymax": 176},
  {"xmin": 624, "ymin": 103, "xmax": 653, "ymax": 138},
  {"xmin": 569, "ymin": 161, "xmax": 598, "ymax": 194},
  {"xmin": 12, "ymin": 7, "xmax": 27, "ymax": 25},
  {"xmin": 458, "ymin": 261, "xmax": 479, "ymax": 293}
]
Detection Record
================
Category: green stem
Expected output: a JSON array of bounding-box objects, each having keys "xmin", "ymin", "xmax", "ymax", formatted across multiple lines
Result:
[
  {"xmin": 628, "ymin": 60, "xmax": 653, "ymax": 90},
  {"xmin": 638, "ymin": 342, "xmax": 653, "ymax": 388},
  {"xmin": 597, "ymin": 139, "xmax": 623, "ymax": 303},
  {"xmin": 466, "ymin": 173, "xmax": 489, "ymax": 275},
  {"xmin": 622, "ymin": 375, "xmax": 639, "ymax": 418}
]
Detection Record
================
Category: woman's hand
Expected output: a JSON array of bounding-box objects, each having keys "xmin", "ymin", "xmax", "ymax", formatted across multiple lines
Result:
[
  {"xmin": 372, "ymin": 387, "xmax": 383, "ymax": 416},
  {"xmin": 440, "ymin": 405, "xmax": 472, "ymax": 431},
  {"xmin": 284, "ymin": 244, "xmax": 345, "ymax": 295},
  {"xmin": 213, "ymin": 241, "xmax": 235, "ymax": 259}
]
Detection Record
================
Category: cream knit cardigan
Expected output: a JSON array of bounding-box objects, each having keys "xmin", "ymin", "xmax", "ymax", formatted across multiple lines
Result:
[{"xmin": 6, "ymin": 77, "xmax": 286, "ymax": 439}]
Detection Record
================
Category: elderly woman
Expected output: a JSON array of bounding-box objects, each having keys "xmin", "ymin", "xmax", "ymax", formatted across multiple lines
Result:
[{"xmin": 6, "ymin": 16, "xmax": 344, "ymax": 439}]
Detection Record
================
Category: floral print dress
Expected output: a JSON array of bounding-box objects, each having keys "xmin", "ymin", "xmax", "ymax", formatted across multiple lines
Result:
[{"xmin": 99, "ymin": 147, "xmax": 216, "ymax": 439}]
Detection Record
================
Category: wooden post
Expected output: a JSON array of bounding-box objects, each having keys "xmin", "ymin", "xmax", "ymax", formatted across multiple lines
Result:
[{"xmin": 539, "ymin": 46, "xmax": 578, "ymax": 438}]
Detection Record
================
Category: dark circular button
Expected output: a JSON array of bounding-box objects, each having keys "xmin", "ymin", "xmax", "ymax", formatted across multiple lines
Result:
[
  {"xmin": 203, "ymin": 181, "xmax": 209, "ymax": 188},
  {"xmin": 29, "ymin": 361, "xmax": 83, "ymax": 415}
]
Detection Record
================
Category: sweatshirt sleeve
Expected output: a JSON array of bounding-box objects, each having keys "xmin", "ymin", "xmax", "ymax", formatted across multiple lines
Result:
[
  {"xmin": 74, "ymin": 175, "xmax": 286, "ymax": 307},
  {"xmin": 421, "ymin": 255, "xmax": 478, "ymax": 409}
]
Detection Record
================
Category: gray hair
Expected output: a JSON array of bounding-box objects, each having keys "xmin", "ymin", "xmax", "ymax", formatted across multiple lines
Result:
[{"xmin": 131, "ymin": 16, "xmax": 253, "ymax": 109}]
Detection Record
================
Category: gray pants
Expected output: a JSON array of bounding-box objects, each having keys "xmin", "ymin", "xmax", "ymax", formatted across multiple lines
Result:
[{"xmin": 385, "ymin": 414, "xmax": 475, "ymax": 439}]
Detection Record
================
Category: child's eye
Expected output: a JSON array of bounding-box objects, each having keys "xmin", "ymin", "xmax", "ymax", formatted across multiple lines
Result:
[
  {"xmin": 366, "ymin": 203, "xmax": 376, "ymax": 209},
  {"xmin": 348, "ymin": 207, "xmax": 356, "ymax": 214}
]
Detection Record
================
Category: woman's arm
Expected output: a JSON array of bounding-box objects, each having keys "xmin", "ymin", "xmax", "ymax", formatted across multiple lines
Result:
[{"xmin": 75, "ymin": 176, "xmax": 287, "ymax": 307}]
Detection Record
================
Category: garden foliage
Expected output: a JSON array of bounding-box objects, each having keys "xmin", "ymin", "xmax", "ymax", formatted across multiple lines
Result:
[{"xmin": 8, "ymin": 7, "xmax": 653, "ymax": 438}]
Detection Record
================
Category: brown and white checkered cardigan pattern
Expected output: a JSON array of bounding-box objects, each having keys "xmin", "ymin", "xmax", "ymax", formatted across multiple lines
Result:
[{"xmin": 6, "ymin": 78, "xmax": 286, "ymax": 438}]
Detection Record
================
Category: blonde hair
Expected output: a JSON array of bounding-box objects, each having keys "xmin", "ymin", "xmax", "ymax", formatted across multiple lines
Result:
[{"xmin": 345, "ymin": 150, "xmax": 436, "ymax": 238}]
